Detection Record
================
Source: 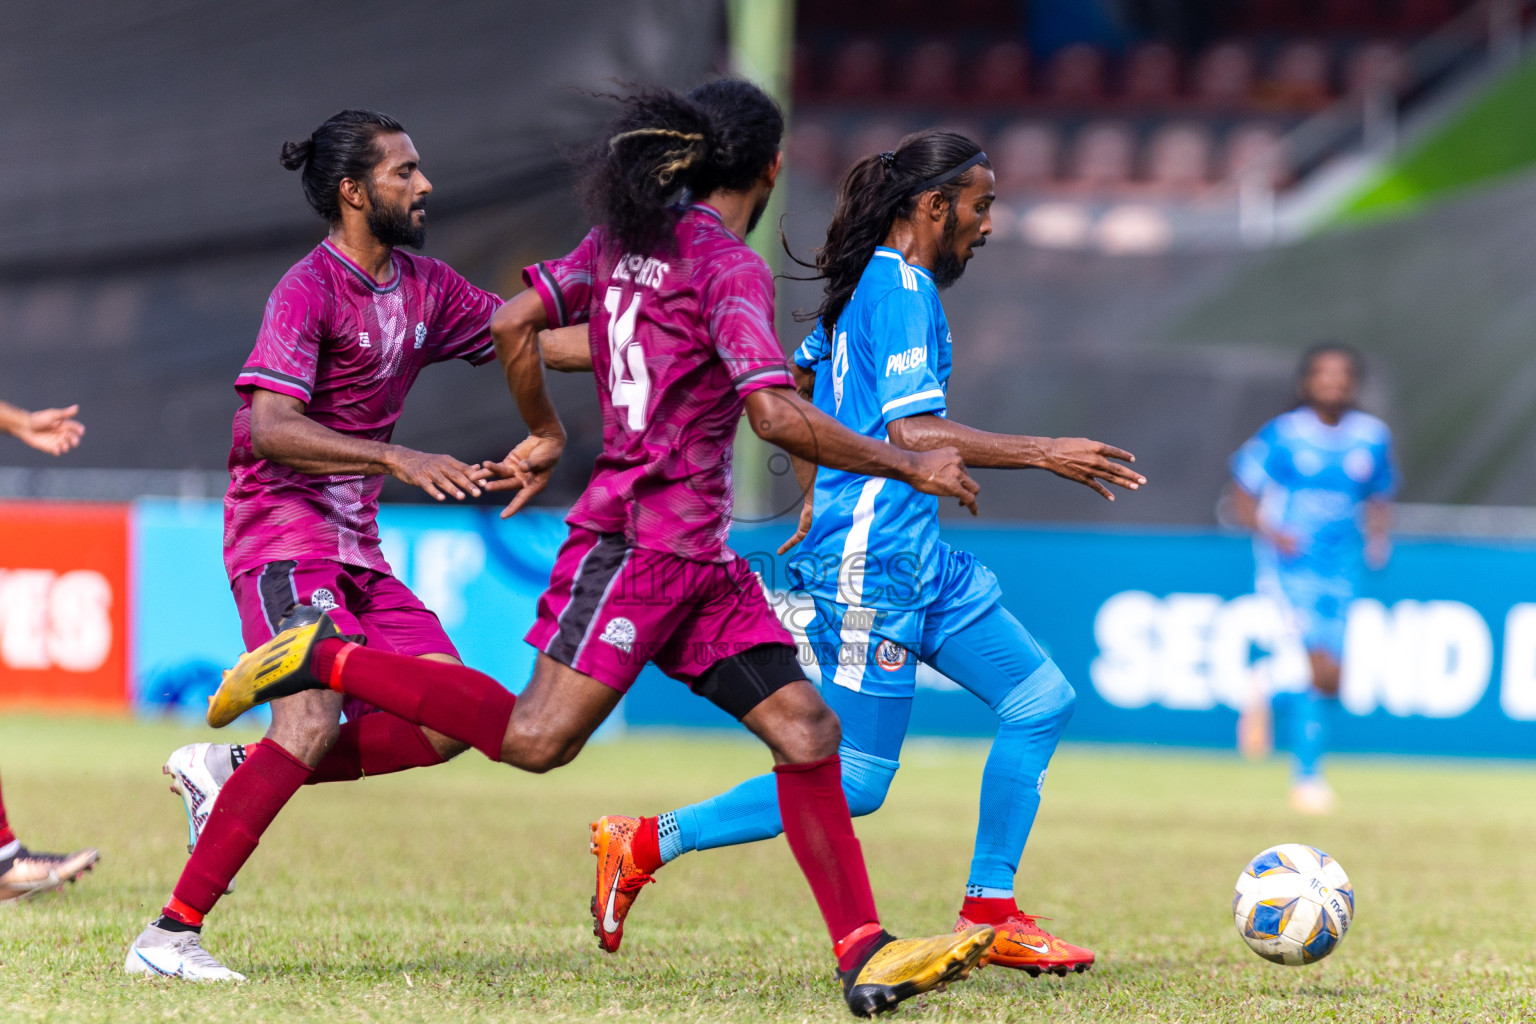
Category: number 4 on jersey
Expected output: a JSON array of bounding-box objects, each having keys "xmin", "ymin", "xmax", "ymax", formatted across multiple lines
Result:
[{"xmin": 604, "ymin": 286, "xmax": 650, "ymax": 429}]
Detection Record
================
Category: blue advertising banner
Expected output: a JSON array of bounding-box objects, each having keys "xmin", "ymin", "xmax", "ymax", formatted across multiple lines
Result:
[
  {"xmin": 131, "ymin": 499, "xmax": 570, "ymax": 720},
  {"xmin": 129, "ymin": 499, "xmax": 1536, "ymax": 759}
]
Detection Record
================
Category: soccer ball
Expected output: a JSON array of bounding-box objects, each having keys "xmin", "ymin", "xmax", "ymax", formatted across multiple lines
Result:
[{"xmin": 1232, "ymin": 843, "xmax": 1353, "ymax": 965}]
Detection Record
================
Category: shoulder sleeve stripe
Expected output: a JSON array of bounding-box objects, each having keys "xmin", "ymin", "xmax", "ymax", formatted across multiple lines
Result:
[
  {"xmin": 733, "ymin": 364, "xmax": 795, "ymax": 386},
  {"xmin": 535, "ymin": 263, "xmax": 569, "ymax": 327},
  {"xmin": 880, "ymin": 388, "xmax": 946, "ymax": 415},
  {"xmin": 236, "ymin": 367, "xmax": 313, "ymax": 398},
  {"xmin": 461, "ymin": 340, "xmax": 497, "ymax": 365}
]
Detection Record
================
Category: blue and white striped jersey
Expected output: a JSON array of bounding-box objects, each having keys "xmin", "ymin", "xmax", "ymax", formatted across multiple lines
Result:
[{"xmin": 785, "ymin": 247, "xmax": 955, "ymax": 627}]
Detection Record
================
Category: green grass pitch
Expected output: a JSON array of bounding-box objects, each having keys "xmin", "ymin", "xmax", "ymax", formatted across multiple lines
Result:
[{"xmin": 4, "ymin": 714, "xmax": 1536, "ymax": 1022}]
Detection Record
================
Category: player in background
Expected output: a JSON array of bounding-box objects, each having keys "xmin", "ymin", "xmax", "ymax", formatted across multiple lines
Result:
[
  {"xmin": 126, "ymin": 110, "xmax": 525, "ymax": 980},
  {"xmin": 205, "ymin": 80, "xmax": 998, "ymax": 1017},
  {"xmin": 585, "ymin": 129, "xmax": 1145, "ymax": 976},
  {"xmin": 0, "ymin": 398, "xmax": 99, "ymax": 900},
  {"xmin": 1229, "ymin": 344, "xmax": 1395, "ymax": 815}
]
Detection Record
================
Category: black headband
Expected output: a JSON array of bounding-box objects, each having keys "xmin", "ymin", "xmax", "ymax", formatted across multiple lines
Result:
[{"xmin": 907, "ymin": 151, "xmax": 988, "ymax": 196}]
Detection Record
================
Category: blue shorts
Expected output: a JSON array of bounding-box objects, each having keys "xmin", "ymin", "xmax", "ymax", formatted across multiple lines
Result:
[
  {"xmin": 805, "ymin": 544, "xmax": 1003, "ymax": 698},
  {"xmin": 1258, "ymin": 567, "xmax": 1352, "ymax": 661}
]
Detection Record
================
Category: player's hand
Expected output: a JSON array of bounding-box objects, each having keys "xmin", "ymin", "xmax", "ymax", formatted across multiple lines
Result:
[
  {"xmin": 1264, "ymin": 527, "xmax": 1301, "ymax": 558},
  {"xmin": 482, "ymin": 433, "xmax": 565, "ymax": 519},
  {"xmin": 777, "ymin": 500, "xmax": 814, "ymax": 555},
  {"xmin": 387, "ymin": 448, "xmax": 490, "ymax": 502},
  {"xmin": 904, "ymin": 447, "xmax": 979, "ymax": 516},
  {"xmin": 1365, "ymin": 533, "xmax": 1392, "ymax": 571},
  {"xmin": 15, "ymin": 405, "xmax": 84, "ymax": 456},
  {"xmin": 1040, "ymin": 437, "xmax": 1144, "ymax": 501}
]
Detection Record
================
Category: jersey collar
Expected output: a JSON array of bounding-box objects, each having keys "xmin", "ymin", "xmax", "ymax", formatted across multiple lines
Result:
[
  {"xmin": 684, "ymin": 202, "xmax": 742, "ymax": 240},
  {"xmin": 872, "ymin": 246, "xmax": 934, "ymax": 281},
  {"xmin": 1291, "ymin": 406, "xmax": 1360, "ymax": 448},
  {"xmin": 321, "ymin": 239, "xmax": 403, "ymax": 294}
]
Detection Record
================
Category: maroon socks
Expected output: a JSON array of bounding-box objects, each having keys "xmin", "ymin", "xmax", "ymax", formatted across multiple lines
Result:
[
  {"xmin": 774, "ymin": 755, "xmax": 882, "ymax": 971},
  {"xmin": 305, "ymin": 714, "xmax": 445, "ymax": 784},
  {"xmin": 165, "ymin": 738, "xmax": 311, "ymax": 920},
  {"xmin": 312, "ymin": 639, "xmax": 514, "ymax": 761},
  {"xmin": 0, "ymin": 770, "xmax": 13, "ymax": 848}
]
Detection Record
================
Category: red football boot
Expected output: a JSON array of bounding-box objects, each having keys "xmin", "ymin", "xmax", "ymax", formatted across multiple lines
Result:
[
  {"xmin": 589, "ymin": 815, "xmax": 656, "ymax": 953},
  {"xmin": 956, "ymin": 910, "xmax": 1095, "ymax": 976}
]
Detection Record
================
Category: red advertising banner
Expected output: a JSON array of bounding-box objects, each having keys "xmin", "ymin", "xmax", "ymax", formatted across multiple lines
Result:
[{"xmin": 0, "ymin": 502, "xmax": 129, "ymax": 710}]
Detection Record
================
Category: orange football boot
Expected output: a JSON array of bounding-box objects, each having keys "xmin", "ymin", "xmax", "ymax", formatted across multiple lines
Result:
[
  {"xmin": 589, "ymin": 815, "xmax": 656, "ymax": 953},
  {"xmin": 956, "ymin": 911, "xmax": 1094, "ymax": 976}
]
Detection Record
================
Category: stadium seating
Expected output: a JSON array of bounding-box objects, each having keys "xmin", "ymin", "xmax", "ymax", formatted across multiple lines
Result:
[
  {"xmin": 970, "ymin": 41, "xmax": 1031, "ymax": 103},
  {"xmin": 790, "ymin": 0, "xmax": 1471, "ymax": 194}
]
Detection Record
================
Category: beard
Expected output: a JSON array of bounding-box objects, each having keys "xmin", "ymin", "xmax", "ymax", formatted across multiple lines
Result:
[
  {"xmin": 745, "ymin": 193, "xmax": 771, "ymax": 235},
  {"xmin": 366, "ymin": 190, "xmax": 428, "ymax": 249},
  {"xmin": 932, "ymin": 206, "xmax": 986, "ymax": 290}
]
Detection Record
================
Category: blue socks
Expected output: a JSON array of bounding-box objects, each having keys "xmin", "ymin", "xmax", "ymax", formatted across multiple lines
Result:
[
  {"xmin": 659, "ymin": 746, "xmax": 900, "ymax": 864},
  {"xmin": 1277, "ymin": 690, "xmax": 1330, "ymax": 781},
  {"xmin": 962, "ymin": 661, "xmax": 1075, "ymax": 893}
]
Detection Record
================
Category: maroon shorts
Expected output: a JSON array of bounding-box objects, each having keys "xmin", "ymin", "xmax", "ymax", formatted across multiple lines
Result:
[
  {"xmin": 230, "ymin": 559, "xmax": 459, "ymax": 720},
  {"xmin": 524, "ymin": 527, "xmax": 795, "ymax": 694}
]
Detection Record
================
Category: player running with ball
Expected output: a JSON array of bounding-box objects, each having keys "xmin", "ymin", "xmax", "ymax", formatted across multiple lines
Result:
[
  {"xmin": 586, "ymin": 129, "xmax": 1145, "ymax": 976},
  {"xmin": 203, "ymin": 80, "xmax": 997, "ymax": 1017}
]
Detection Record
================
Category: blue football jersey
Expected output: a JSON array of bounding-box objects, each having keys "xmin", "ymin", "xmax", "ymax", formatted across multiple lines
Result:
[
  {"xmin": 1230, "ymin": 407, "xmax": 1398, "ymax": 579},
  {"xmin": 786, "ymin": 248, "xmax": 954, "ymax": 626}
]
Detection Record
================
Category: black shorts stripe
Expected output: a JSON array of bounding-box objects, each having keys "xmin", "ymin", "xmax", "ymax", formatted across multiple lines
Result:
[
  {"xmin": 546, "ymin": 534, "xmax": 629, "ymax": 665},
  {"xmin": 258, "ymin": 561, "xmax": 299, "ymax": 637}
]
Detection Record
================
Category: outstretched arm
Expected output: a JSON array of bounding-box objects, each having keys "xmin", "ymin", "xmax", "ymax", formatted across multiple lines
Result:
[
  {"xmin": 0, "ymin": 399, "xmax": 84, "ymax": 456},
  {"xmin": 777, "ymin": 365, "xmax": 818, "ymax": 554},
  {"xmin": 744, "ymin": 386, "xmax": 978, "ymax": 514},
  {"xmin": 886, "ymin": 414, "xmax": 1144, "ymax": 501},
  {"xmin": 1226, "ymin": 480, "xmax": 1298, "ymax": 556},
  {"xmin": 483, "ymin": 289, "xmax": 569, "ymax": 517},
  {"xmin": 540, "ymin": 325, "xmax": 593, "ymax": 372},
  {"xmin": 249, "ymin": 389, "xmax": 488, "ymax": 501}
]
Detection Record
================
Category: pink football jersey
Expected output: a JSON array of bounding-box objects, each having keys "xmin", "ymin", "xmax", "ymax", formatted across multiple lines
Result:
[
  {"xmin": 225, "ymin": 240, "xmax": 501, "ymax": 577},
  {"xmin": 524, "ymin": 204, "xmax": 794, "ymax": 562}
]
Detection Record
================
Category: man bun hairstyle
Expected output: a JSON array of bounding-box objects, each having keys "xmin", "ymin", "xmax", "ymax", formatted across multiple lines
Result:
[
  {"xmin": 582, "ymin": 78, "xmax": 784, "ymax": 254},
  {"xmin": 280, "ymin": 109, "xmax": 407, "ymax": 223},
  {"xmin": 794, "ymin": 129, "xmax": 988, "ymax": 333}
]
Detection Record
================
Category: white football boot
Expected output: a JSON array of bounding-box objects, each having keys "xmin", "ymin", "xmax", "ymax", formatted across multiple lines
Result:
[
  {"xmin": 164, "ymin": 743, "xmax": 243, "ymax": 892},
  {"xmin": 1289, "ymin": 777, "xmax": 1336, "ymax": 815},
  {"xmin": 124, "ymin": 922, "xmax": 246, "ymax": 981}
]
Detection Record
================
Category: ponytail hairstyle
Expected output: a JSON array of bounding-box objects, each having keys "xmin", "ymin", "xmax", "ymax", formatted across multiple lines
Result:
[
  {"xmin": 580, "ymin": 78, "xmax": 784, "ymax": 255},
  {"xmin": 791, "ymin": 129, "xmax": 988, "ymax": 332},
  {"xmin": 280, "ymin": 109, "xmax": 407, "ymax": 223}
]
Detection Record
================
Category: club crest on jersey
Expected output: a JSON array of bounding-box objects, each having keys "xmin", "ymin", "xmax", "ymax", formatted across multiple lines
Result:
[
  {"xmin": 309, "ymin": 588, "xmax": 338, "ymax": 612},
  {"xmin": 599, "ymin": 617, "xmax": 636, "ymax": 654},
  {"xmin": 1344, "ymin": 448, "xmax": 1374, "ymax": 482},
  {"xmin": 874, "ymin": 638, "xmax": 908, "ymax": 671},
  {"xmin": 414, "ymin": 322, "xmax": 426, "ymax": 349}
]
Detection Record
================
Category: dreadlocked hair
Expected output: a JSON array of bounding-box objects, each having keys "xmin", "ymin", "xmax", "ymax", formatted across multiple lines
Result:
[
  {"xmin": 580, "ymin": 78, "xmax": 783, "ymax": 255},
  {"xmin": 789, "ymin": 129, "xmax": 988, "ymax": 332}
]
